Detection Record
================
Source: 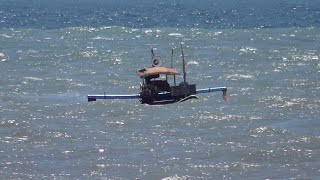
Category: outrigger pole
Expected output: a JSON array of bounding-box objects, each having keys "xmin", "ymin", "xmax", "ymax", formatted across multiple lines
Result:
[{"xmin": 87, "ymin": 87, "xmax": 227, "ymax": 102}]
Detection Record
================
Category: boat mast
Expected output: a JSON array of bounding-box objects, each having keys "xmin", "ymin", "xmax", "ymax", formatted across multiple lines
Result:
[
  {"xmin": 151, "ymin": 48, "xmax": 154, "ymax": 58},
  {"xmin": 181, "ymin": 43, "xmax": 186, "ymax": 84},
  {"xmin": 171, "ymin": 48, "xmax": 176, "ymax": 86}
]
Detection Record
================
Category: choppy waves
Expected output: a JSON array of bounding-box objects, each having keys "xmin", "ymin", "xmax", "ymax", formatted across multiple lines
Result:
[
  {"xmin": 1, "ymin": 0, "xmax": 320, "ymax": 29},
  {"xmin": 1, "ymin": 25, "xmax": 320, "ymax": 179}
]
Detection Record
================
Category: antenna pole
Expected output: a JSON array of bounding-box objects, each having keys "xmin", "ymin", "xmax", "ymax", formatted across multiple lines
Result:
[{"xmin": 181, "ymin": 43, "xmax": 186, "ymax": 83}]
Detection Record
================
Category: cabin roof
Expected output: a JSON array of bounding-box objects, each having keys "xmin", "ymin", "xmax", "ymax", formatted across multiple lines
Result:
[{"xmin": 137, "ymin": 67, "xmax": 179, "ymax": 78}]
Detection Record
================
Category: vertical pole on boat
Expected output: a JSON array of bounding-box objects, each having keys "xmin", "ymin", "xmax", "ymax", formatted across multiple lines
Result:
[
  {"xmin": 171, "ymin": 48, "xmax": 176, "ymax": 86},
  {"xmin": 151, "ymin": 48, "xmax": 154, "ymax": 58},
  {"xmin": 181, "ymin": 43, "xmax": 186, "ymax": 83},
  {"xmin": 171, "ymin": 48, "xmax": 173, "ymax": 68}
]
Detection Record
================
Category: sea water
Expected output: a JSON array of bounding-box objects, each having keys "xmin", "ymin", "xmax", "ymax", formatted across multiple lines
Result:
[{"xmin": 0, "ymin": 0, "xmax": 319, "ymax": 179}]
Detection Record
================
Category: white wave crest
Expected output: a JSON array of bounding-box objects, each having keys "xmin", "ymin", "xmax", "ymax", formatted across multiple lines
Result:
[
  {"xmin": 168, "ymin": 33, "xmax": 183, "ymax": 37},
  {"xmin": 23, "ymin": 77, "xmax": 43, "ymax": 81},
  {"xmin": 226, "ymin": 74, "xmax": 254, "ymax": 80}
]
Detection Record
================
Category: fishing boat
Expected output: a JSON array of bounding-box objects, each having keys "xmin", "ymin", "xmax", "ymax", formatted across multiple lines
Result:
[{"xmin": 88, "ymin": 44, "xmax": 228, "ymax": 105}]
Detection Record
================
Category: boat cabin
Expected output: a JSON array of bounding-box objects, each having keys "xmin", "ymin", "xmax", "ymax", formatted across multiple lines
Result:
[{"xmin": 137, "ymin": 66, "xmax": 196, "ymax": 105}]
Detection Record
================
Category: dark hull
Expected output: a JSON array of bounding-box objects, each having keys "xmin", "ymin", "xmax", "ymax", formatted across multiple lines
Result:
[{"xmin": 144, "ymin": 93, "xmax": 198, "ymax": 105}]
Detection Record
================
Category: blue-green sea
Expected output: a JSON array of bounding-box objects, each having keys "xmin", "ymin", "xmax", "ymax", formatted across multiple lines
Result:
[{"xmin": 1, "ymin": 0, "xmax": 319, "ymax": 179}]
